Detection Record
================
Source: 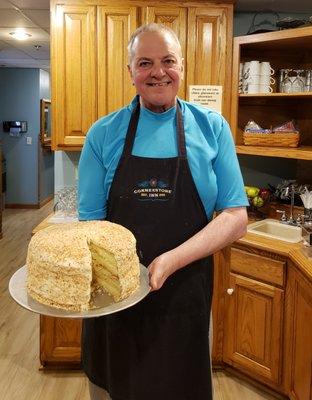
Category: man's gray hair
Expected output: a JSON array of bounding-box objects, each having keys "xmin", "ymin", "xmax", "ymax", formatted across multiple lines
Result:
[{"xmin": 127, "ymin": 23, "xmax": 182, "ymax": 64}]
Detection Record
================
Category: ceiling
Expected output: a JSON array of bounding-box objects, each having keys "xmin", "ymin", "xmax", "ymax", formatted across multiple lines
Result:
[
  {"xmin": 0, "ymin": 0, "xmax": 49, "ymax": 71},
  {"xmin": 0, "ymin": 0, "xmax": 311, "ymax": 71}
]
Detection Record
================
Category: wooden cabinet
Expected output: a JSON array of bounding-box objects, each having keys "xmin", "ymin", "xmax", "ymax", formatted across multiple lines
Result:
[
  {"xmin": 51, "ymin": 0, "xmax": 234, "ymax": 150},
  {"xmin": 51, "ymin": 4, "xmax": 97, "ymax": 149},
  {"xmin": 223, "ymin": 247, "xmax": 286, "ymax": 390},
  {"xmin": 97, "ymin": 5, "xmax": 138, "ymax": 116},
  {"xmin": 40, "ymin": 316, "xmax": 82, "ymax": 367},
  {"xmin": 230, "ymin": 27, "xmax": 312, "ymax": 161},
  {"xmin": 284, "ymin": 261, "xmax": 312, "ymax": 400}
]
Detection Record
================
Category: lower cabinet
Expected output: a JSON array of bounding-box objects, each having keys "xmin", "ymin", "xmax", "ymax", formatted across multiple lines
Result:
[
  {"xmin": 223, "ymin": 247, "xmax": 286, "ymax": 391},
  {"xmin": 40, "ymin": 316, "xmax": 81, "ymax": 368},
  {"xmin": 284, "ymin": 262, "xmax": 312, "ymax": 400}
]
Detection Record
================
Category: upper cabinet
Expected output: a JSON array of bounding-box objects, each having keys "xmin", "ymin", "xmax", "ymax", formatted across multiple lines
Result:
[
  {"xmin": 230, "ymin": 27, "xmax": 312, "ymax": 161},
  {"xmin": 51, "ymin": 0, "xmax": 234, "ymax": 151},
  {"xmin": 97, "ymin": 6, "xmax": 138, "ymax": 117},
  {"xmin": 51, "ymin": 4, "xmax": 97, "ymax": 149}
]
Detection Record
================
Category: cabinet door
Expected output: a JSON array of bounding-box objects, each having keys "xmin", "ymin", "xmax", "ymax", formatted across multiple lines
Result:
[
  {"xmin": 51, "ymin": 5, "xmax": 97, "ymax": 149},
  {"xmin": 284, "ymin": 265, "xmax": 312, "ymax": 400},
  {"xmin": 224, "ymin": 273, "xmax": 284, "ymax": 385},
  {"xmin": 186, "ymin": 7, "xmax": 232, "ymax": 119},
  {"xmin": 143, "ymin": 6, "xmax": 187, "ymax": 99},
  {"xmin": 97, "ymin": 6, "xmax": 138, "ymax": 117},
  {"xmin": 40, "ymin": 316, "xmax": 82, "ymax": 367}
]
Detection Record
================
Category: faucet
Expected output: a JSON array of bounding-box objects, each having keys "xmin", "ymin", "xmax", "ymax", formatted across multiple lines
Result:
[
  {"xmin": 277, "ymin": 184, "xmax": 297, "ymax": 225},
  {"xmin": 288, "ymin": 184, "xmax": 295, "ymax": 225}
]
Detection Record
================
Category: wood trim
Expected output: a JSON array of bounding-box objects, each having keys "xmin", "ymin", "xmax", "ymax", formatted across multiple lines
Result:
[
  {"xmin": 212, "ymin": 247, "xmax": 230, "ymax": 364},
  {"xmin": 39, "ymin": 195, "xmax": 54, "ymax": 209},
  {"xmin": 51, "ymin": 1, "xmax": 235, "ymax": 6}
]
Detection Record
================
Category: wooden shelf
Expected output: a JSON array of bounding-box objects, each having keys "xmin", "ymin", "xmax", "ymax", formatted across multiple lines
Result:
[
  {"xmin": 231, "ymin": 27, "xmax": 312, "ymax": 161},
  {"xmin": 239, "ymin": 92, "xmax": 312, "ymax": 98},
  {"xmin": 236, "ymin": 145, "xmax": 312, "ymax": 160}
]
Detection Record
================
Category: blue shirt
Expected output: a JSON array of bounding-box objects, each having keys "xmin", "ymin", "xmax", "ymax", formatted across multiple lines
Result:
[{"xmin": 78, "ymin": 97, "xmax": 248, "ymax": 220}]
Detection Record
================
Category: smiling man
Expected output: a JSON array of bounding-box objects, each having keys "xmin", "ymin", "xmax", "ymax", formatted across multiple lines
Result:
[
  {"xmin": 79, "ymin": 23, "xmax": 248, "ymax": 400},
  {"xmin": 128, "ymin": 27, "xmax": 184, "ymax": 112}
]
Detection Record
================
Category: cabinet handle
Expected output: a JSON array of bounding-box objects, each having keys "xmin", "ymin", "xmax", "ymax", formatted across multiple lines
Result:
[{"xmin": 227, "ymin": 288, "xmax": 234, "ymax": 295}]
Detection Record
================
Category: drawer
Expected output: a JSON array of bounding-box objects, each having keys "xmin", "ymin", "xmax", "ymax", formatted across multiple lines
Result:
[{"xmin": 230, "ymin": 248, "xmax": 285, "ymax": 287}]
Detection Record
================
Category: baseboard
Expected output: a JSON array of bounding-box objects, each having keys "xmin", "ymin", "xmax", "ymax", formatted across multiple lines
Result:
[
  {"xmin": 6, "ymin": 203, "xmax": 40, "ymax": 209},
  {"xmin": 6, "ymin": 195, "xmax": 54, "ymax": 210},
  {"xmin": 39, "ymin": 195, "xmax": 54, "ymax": 208}
]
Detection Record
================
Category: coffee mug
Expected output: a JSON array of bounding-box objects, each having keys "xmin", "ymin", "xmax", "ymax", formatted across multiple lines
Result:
[
  {"xmin": 260, "ymin": 62, "xmax": 275, "ymax": 76},
  {"xmin": 247, "ymin": 75, "xmax": 260, "ymax": 85},
  {"xmin": 249, "ymin": 60, "xmax": 261, "ymax": 75},
  {"xmin": 259, "ymin": 84, "xmax": 273, "ymax": 93},
  {"xmin": 247, "ymin": 84, "xmax": 259, "ymax": 94},
  {"xmin": 259, "ymin": 75, "xmax": 275, "ymax": 85}
]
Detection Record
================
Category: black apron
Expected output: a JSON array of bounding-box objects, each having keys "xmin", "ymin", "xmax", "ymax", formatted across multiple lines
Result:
[{"xmin": 82, "ymin": 98, "xmax": 214, "ymax": 400}]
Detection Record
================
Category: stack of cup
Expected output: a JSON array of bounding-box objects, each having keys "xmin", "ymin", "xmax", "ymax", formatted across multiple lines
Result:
[
  {"xmin": 241, "ymin": 61, "xmax": 275, "ymax": 94},
  {"xmin": 246, "ymin": 61, "xmax": 261, "ymax": 93},
  {"xmin": 259, "ymin": 62, "xmax": 275, "ymax": 93}
]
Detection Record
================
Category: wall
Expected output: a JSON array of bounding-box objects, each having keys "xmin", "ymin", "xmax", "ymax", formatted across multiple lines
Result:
[
  {"xmin": 0, "ymin": 67, "xmax": 54, "ymax": 206},
  {"xmin": 234, "ymin": 12, "xmax": 310, "ymax": 36},
  {"xmin": 54, "ymin": 151, "xmax": 79, "ymax": 193}
]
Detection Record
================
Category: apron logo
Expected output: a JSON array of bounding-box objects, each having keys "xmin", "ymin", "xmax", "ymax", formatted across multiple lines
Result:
[{"xmin": 133, "ymin": 178, "xmax": 173, "ymax": 201}]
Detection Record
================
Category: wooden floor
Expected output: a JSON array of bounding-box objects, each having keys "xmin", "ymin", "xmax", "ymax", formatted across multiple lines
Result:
[{"xmin": 0, "ymin": 203, "xmax": 279, "ymax": 400}]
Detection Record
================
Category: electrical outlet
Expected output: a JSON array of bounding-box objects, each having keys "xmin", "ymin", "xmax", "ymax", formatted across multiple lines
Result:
[{"xmin": 26, "ymin": 136, "xmax": 32, "ymax": 145}]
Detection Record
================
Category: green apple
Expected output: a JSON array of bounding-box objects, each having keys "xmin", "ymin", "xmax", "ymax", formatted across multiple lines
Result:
[
  {"xmin": 252, "ymin": 196, "xmax": 264, "ymax": 208},
  {"xmin": 245, "ymin": 186, "xmax": 260, "ymax": 198}
]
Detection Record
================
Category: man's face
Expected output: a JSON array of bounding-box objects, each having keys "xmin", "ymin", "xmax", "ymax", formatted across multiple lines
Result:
[{"xmin": 128, "ymin": 31, "xmax": 183, "ymax": 113}]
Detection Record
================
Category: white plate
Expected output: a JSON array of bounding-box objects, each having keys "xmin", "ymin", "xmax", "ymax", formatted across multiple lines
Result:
[{"xmin": 9, "ymin": 264, "xmax": 150, "ymax": 319}]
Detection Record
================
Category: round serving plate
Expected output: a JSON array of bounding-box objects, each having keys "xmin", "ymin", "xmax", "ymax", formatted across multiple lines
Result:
[{"xmin": 9, "ymin": 264, "xmax": 150, "ymax": 319}]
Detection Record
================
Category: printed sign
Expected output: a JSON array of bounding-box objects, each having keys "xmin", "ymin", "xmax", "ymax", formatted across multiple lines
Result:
[{"xmin": 189, "ymin": 85, "xmax": 223, "ymax": 114}]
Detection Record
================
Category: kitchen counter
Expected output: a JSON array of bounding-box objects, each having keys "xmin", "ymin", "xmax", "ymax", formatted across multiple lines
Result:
[
  {"xmin": 239, "ymin": 228, "xmax": 312, "ymax": 280},
  {"xmin": 34, "ymin": 213, "xmax": 312, "ymax": 280}
]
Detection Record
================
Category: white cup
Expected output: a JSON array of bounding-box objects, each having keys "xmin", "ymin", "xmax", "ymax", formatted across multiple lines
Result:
[
  {"xmin": 259, "ymin": 75, "xmax": 275, "ymax": 85},
  {"xmin": 247, "ymin": 74, "xmax": 260, "ymax": 85},
  {"xmin": 249, "ymin": 60, "xmax": 261, "ymax": 75},
  {"xmin": 259, "ymin": 84, "xmax": 273, "ymax": 93},
  {"xmin": 247, "ymin": 84, "xmax": 259, "ymax": 93},
  {"xmin": 260, "ymin": 62, "xmax": 275, "ymax": 76}
]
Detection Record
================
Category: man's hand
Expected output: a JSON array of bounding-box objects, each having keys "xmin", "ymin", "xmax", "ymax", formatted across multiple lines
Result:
[{"xmin": 147, "ymin": 252, "xmax": 177, "ymax": 291}]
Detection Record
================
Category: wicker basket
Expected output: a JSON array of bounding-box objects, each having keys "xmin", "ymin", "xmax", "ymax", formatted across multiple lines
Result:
[{"xmin": 243, "ymin": 131, "xmax": 300, "ymax": 147}]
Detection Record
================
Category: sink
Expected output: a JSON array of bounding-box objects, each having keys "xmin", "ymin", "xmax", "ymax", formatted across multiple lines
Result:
[{"xmin": 247, "ymin": 219, "xmax": 302, "ymax": 243}]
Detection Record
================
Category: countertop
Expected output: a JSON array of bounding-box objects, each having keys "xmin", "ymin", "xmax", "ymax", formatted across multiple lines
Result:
[
  {"xmin": 239, "ymin": 229, "xmax": 312, "ymax": 280},
  {"xmin": 33, "ymin": 213, "xmax": 312, "ymax": 281}
]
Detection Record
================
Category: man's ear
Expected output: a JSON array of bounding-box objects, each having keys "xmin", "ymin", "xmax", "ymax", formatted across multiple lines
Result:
[
  {"xmin": 127, "ymin": 64, "xmax": 134, "ymax": 85},
  {"xmin": 181, "ymin": 58, "xmax": 184, "ymax": 81}
]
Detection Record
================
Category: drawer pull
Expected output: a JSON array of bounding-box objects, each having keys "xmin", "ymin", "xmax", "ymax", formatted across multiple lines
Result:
[{"xmin": 227, "ymin": 288, "xmax": 234, "ymax": 295}]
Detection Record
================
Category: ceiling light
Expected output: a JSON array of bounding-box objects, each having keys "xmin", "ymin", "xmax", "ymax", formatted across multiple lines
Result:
[{"xmin": 9, "ymin": 29, "xmax": 31, "ymax": 41}]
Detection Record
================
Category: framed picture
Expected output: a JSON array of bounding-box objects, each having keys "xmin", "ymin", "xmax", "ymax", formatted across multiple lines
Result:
[{"xmin": 40, "ymin": 99, "xmax": 51, "ymax": 148}]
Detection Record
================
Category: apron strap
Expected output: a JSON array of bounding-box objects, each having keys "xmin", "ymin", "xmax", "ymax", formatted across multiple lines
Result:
[{"xmin": 122, "ymin": 96, "xmax": 187, "ymax": 158}]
